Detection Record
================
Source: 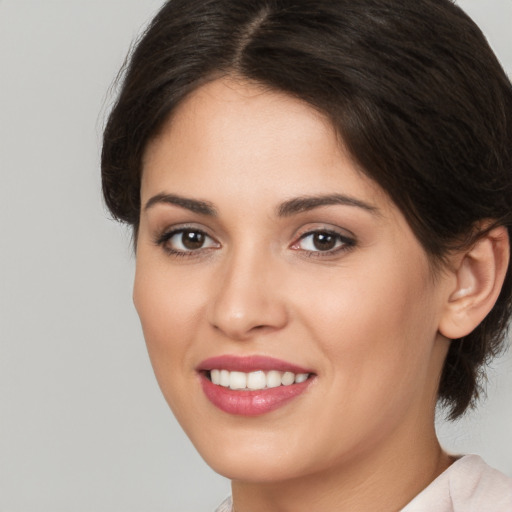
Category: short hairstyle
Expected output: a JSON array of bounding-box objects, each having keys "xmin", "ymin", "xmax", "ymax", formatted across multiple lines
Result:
[{"xmin": 102, "ymin": 0, "xmax": 512, "ymax": 419}]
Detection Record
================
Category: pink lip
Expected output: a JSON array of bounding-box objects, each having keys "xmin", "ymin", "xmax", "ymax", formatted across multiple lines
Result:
[
  {"xmin": 197, "ymin": 355, "xmax": 312, "ymax": 374},
  {"xmin": 197, "ymin": 355, "xmax": 315, "ymax": 416}
]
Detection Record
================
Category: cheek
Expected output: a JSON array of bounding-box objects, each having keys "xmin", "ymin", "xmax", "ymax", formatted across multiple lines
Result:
[
  {"xmin": 301, "ymin": 252, "xmax": 440, "ymax": 402},
  {"xmin": 134, "ymin": 253, "xmax": 205, "ymax": 333},
  {"xmin": 132, "ymin": 257, "xmax": 207, "ymax": 393},
  {"xmin": 284, "ymin": 258, "xmax": 442, "ymax": 466}
]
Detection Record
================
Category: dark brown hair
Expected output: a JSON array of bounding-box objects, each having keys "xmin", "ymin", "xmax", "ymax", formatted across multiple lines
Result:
[{"xmin": 102, "ymin": 0, "xmax": 512, "ymax": 419}]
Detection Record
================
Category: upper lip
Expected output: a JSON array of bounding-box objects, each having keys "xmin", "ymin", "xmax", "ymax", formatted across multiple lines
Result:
[{"xmin": 197, "ymin": 355, "xmax": 313, "ymax": 374}]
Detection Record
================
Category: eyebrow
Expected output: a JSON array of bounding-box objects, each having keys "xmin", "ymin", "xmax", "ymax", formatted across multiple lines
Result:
[
  {"xmin": 143, "ymin": 192, "xmax": 378, "ymax": 218},
  {"xmin": 144, "ymin": 193, "xmax": 217, "ymax": 216},
  {"xmin": 277, "ymin": 194, "xmax": 379, "ymax": 217}
]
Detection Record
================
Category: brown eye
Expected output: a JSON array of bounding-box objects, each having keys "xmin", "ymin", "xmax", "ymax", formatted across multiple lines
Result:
[
  {"xmin": 312, "ymin": 232, "xmax": 337, "ymax": 251},
  {"xmin": 293, "ymin": 229, "xmax": 355, "ymax": 255},
  {"xmin": 181, "ymin": 230, "xmax": 206, "ymax": 250},
  {"xmin": 158, "ymin": 228, "xmax": 219, "ymax": 255}
]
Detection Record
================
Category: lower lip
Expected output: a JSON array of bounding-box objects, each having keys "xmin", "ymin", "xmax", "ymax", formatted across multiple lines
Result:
[{"xmin": 200, "ymin": 374, "xmax": 313, "ymax": 416}]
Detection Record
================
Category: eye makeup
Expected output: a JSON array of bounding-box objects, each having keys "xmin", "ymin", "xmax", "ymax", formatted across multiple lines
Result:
[
  {"xmin": 291, "ymin": 229, "xmax": 356, "ymax": 256},
  {"xmin": 153, "ymin": 224, "xmax": 220, "ymax": 258},
  {"xmin": 152, "ymin": 222, "xmax": 357, "ymax": 261}
]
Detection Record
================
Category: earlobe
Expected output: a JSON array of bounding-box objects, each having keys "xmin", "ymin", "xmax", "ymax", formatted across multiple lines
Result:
[{"xmin": 439, "ymin": 226, "xmax": 510, "ymax": 340}]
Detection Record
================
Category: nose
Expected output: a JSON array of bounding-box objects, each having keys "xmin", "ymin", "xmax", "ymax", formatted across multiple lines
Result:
[{"xmin": 207, "ymin": 247, "xmax": 289, "ymax": 341}]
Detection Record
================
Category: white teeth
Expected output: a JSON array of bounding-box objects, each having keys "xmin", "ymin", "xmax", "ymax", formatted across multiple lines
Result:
[
  {"xmin": 281, "ymin": 371, "xmax": 295, "ymax": 386},
  {"xmin": 229, "ymin": 371, "xmax": 247, "ymax": 390},
  {"xmin": 210, "ymin": 369, "xmax": 220, "ymax": 385},
  {"xmin": 266, "ymin": 370, "xmax": 283, "ymax": 388},
  {"xmin": 208, "ymin": 369, "xmax": 310, "ymax": 390},
  {"xmin": 247, "ymin": 371, "xmax": 267, "ymax": 390},
  {"xmin": 220, "ymin": 369, "xmax": 230, "ymax": 387}
]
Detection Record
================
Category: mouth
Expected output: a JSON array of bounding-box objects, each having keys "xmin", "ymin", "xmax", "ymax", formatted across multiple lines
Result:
[
  {"xmin": 205, "ymin": 369, "xmax": 310, "ymax": 390},
  {"xmin": 197, "ymin": 355, "xmax": 316, "ymax": 416}
]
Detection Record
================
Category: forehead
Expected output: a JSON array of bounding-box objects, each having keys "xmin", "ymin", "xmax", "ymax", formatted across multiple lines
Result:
[
  {"xmin": 144, "ymin": 78, "xmax": 339, "ymax": 169},
  {"xmin": 141, "ymin": 77, "xmax": 390, "ymax": 213}
]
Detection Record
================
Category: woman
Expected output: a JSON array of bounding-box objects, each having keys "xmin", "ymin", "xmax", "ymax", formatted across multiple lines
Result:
[{"xmin": 101, "ymin": 0, "xmax": 512, "ymax": 510}]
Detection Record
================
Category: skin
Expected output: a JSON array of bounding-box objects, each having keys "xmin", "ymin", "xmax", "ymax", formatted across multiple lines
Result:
[{"xmin": 134, "ymin": 78, "xmax": 457, "ymax": 511}]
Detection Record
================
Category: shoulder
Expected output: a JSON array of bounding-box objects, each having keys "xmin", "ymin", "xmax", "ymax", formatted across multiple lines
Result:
[
  {"xmin": 402, "ymin": 455, "xmax": 512, "ymax": 512},
  {"xmin": 449, "ymin": 455, "xmax": 512, "ymax": 511},
  {"xmin": 214, "ymin": 496, "xmax": 233, "ymax": 512}
]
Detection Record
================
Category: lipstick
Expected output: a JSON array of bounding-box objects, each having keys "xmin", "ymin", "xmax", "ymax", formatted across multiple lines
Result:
[{"xmin": 197, "ymin": 355, "xmax": 315, "ymax": 416}]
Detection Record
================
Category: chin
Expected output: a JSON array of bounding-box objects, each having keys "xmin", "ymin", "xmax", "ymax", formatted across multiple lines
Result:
[
  {"xmin": 204, "ymin": 450, "xmax": 308, "ymax": 483},
  {"xmin": 185, "ymin": 421, "xmax": 312, "ymax": 483}
]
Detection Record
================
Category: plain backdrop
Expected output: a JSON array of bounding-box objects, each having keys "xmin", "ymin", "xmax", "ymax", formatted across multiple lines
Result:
[{"xmin": 0, "ymin": 1, "xmax": 511, "ymax": 511}]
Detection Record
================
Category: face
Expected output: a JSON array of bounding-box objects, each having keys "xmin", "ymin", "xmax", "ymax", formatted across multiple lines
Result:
[{"xmin": 134, "ymin": 78, "xmax": 451, "ymax": 483}]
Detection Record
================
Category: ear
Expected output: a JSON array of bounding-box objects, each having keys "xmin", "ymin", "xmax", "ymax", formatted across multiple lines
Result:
[{"xmin": 439, "ymin": 226, "xmax": 510, "ymax": 339}]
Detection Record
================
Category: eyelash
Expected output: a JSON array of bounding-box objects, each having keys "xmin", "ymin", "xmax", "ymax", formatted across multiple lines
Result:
[
  {"xmin": 291, "ymin": 230, "xmax": 356, "ymax": 257},
  {"xmin": 154, "ymin": 227, "xmax": 219, "ymax": 257},
  {"xmin": 154, "ymin": 227, "xmax": 356, "ymax": 258}
]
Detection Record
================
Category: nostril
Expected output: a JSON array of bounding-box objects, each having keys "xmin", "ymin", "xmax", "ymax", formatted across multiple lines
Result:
[{"xmin": 207, "ymin": 283, "xmax": 289, "ymax": 339}]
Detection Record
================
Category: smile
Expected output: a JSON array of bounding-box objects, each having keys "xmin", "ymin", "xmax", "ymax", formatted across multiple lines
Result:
[
  {"xmin": 198, "ymin": 355, "xmax": 315, "ymax": 416},
  {"xmin": 209, "ymin": 369, "xmax": 310, "ymax": 390}
]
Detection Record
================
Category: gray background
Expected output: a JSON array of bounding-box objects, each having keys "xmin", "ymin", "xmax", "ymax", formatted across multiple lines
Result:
[{"xmin": 0, "ymin": 1, "xmax": 510, "ymax": 511}]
